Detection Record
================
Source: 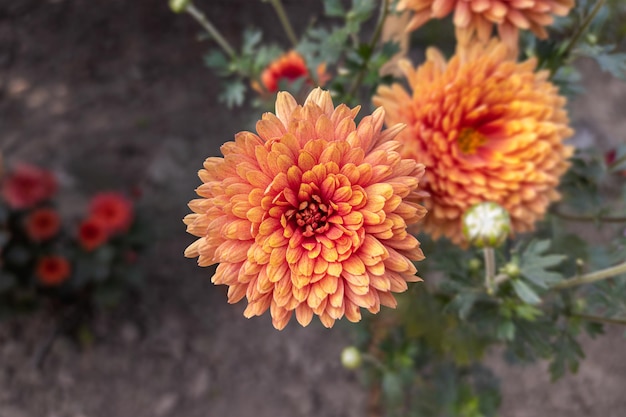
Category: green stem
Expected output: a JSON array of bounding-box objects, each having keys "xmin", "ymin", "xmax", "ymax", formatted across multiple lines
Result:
[
  {"xmin": 186, "ymin": 3, "xmax": 236, "ymax": 59},
  {"xmin": 346, "ymin": 0, "xmax": 390, "ymax": 99},
  {"xmin": 267, "ymin": 0, "xmax": 299, "ymax": 47},
  {"xmin": 361, "ymin": 352, "xmax": 389, "ymax": 373},
  {"xmin": 572, "ymin": 313, "xmax": 626, "ymax": 326},
  {"xmin": 493, "ymin": 273, "xmax": 509, "ymax": 287},
  {"xmin": 550, "ymin": 208, "xmax": 626, "ymax": 223},
  {"xmin": 552, "ymin": 261, "xmax": 626, "ymax": 290},
  {"xmin": 561, "ymin": 0, "xmax": 606, "ymax": 60},
  {"xmin": 484, "ymin": 247, "xmax": 496, "ymax": 294}
]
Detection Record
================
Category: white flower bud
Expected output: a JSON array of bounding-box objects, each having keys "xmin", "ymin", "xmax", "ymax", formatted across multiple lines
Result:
[
  {"xmin": 169, "ymin": 0, "xmax": 191, "ymax": 13},
  {"xmin": 462, "ymin": 202, "xmax": 511, "ymax": 248},
  {"xmin": 340, "ymin": 346, "xmax": 362, "ymax": 370}
]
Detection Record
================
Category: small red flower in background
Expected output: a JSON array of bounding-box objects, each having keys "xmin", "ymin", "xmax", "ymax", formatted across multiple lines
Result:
[
  {"xmin": 89, "ymin": 192, "xmax": 134, "ymax": 234},
  {"xmin": 605, "ymin": 149, "xmax": 626, "ymax": 176},
  {"xmin": 25, "ymin": 208, "xmax": 61, "ymax": 241},
  {"xmin": 261, "ymin": 51, "xmax": 313, "ymax": 93},
  {"xmin": 36, "ymin": 255, "xmax": 71, "ymax": 286},
  {"xmin": 78, "ymin": 218, "xmax": 109, "ymax": 251},
  {"xmin": 1, "ymin": 164, "xmax": 57, "ymax": 209}
]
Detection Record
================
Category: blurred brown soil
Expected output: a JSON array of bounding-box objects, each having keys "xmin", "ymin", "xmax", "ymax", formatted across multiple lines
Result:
[{"xmin": 0, "ymin": 1, "xmax": 625, "ymax": 417}]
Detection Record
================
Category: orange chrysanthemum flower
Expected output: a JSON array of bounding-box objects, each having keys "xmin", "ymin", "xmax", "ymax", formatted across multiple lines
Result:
[
  {"xmin": 25, "ymin": 207, "xmax": 61, "ymax": 241},
  {"xmin": 184, "ymin": 88, "xmax": 427, "ymax": 330},
  {"xmin": 373, "ymin": 40, "xmax": 573, "ymax": 245},
  {"xmin": 89, "ymin": 192, "xmax": 133, "ymax": 234},
  {"xmin": 397, "ymin": 0, "xmax": 574, "ymax": 49},
  {"xmin": 78, "ymin": 217, "xmax": 109, "ymax": 251},
  {"xmin": 36, "ymin": 255, "xmax": 71, "ymax": 286}
]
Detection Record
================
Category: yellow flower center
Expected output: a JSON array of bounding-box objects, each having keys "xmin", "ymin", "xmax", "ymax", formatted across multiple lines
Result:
[{"xmin": 457, "ymin": 128, "xmax": 486, "ymax": 155}]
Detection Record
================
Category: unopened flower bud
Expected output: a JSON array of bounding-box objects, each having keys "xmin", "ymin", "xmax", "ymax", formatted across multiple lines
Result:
[
  {"xmin": 341, "ymin": 346, "xmax": 362, "ymax": 370},
  {"xmin": 169, "ymin": 0, "xmax": 191, "ymax": 13},
  {"xmin": 502, "ymin": 262, "xmax": 520, "ymax": 278},
  {"xmin": 468, "ymin": 258, "xmax": 481, "ymax": 271},
  {"xmin": 462, "ymin": 202, "xmax": 511, "ymax": 248}
]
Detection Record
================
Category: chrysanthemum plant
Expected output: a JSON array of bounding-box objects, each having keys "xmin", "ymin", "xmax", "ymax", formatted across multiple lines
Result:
[
  {"xmin": 0, "ymin": 158, "xmax": 151, "ymax": 348},
  {"xmin": 175, "ymin": 0, "xmax": 626, "ymax": 415}
]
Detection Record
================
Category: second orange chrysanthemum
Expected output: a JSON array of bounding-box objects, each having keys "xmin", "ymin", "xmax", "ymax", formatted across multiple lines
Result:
[
  {"xmin": 397, "ymin": 0, "xmax": 574, "ymax": 48},
  {"xmin": 374, "ymin": 39, "xmax": 574, "ymax": 246},
  {"xmin": 184, "ymin": 88, "xmax": 427, "ymax": 330}
]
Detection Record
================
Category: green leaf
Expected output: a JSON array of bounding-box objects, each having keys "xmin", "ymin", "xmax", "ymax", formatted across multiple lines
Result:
[
  {"xmin": 514, "ymin": 304, "xmax": 543, "ymax": 321},
  {"xmin": 595, "ymin": 52, "xmax": 626, "ymax": 81},
  {"xmin": 576, "ymin": 43, "xmax": 626, "ymax": 81},
  {"xmin": 448, "ymin": 293, "xmax": 478, "ymax": 320},
  {"xmin": 520, "ymin": 239, "xmax": 566, "ymax": 288},
  {"xmin": 496, "ymin": 320, "xmax": 516, "ymax": 341},
  {"xmin": 204, "ymin": 49, "xmax": 229, "ymax": 71},
  {"xmin": 512, "ymin": 280, "xmax": 541, "ymax": 305},
  {"xmin": 219, "ymin": 81, "xmax": 246, "ymax": 108},
  {"xmin": 242, "ymin": 28, "xmax": 262, "ymax": 55},
  {"xmin": 323, "ymin": 0, "xmax": 345, "ymax": 17},
  {"xmin": 381, "ymin": 372, "xmax": 404, "ymax": 407},
  {"xmin": 548, "ymin": 332, "xmax": 585, "ymax": 380},
  {"xmin": 350, "ymin": 0, "xmax": 375, "ymax": 22}
]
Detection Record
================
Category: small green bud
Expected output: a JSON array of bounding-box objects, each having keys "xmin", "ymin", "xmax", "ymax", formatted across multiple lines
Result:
[
  {"xmin": 169, "ymin": 0, "xmax": 191, "ymax": 13},
  {"xmin": 468, "ymin": 258, "xmax": 481, "ymax": 271},
  {"xmin": 462, "ymin": 202, "xmax": 511, "ymax": 248},
  {"xmin": 340, "ymin": 346, "xmax": 362, "ymax": 370},
  {"xmin": 586, "ymin": 33, "xmax": 597, "ymax": 45},
  {"xmin": 502, "ymin": 262, "xmax": 520, "ymax": 278}
]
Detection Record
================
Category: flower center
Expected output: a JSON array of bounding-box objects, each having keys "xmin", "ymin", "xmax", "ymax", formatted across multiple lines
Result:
[
  {"xmin": 457, "ymin": 128, "xmax": 486, "ymax": 155},
  {"xmin": 290, "ymin": 194, "xmax": 333, "ymax": 237}
]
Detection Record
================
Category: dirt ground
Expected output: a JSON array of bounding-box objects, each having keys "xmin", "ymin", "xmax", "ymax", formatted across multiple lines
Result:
[{"xmin": 0, "ymin": 1, "xmax": 625, "ymax": 417}]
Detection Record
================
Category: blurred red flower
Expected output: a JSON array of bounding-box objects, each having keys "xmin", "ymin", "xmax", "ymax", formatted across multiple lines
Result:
[
  {"xmin": 36, "ymin": 255, "xmax": 71, "ymax": 286},
  {"xmin": 1, "ymin": 164, "xmax": 57, "ymax": 209},
  {"xmin": 25, "ymin": 207, "xmax": 61, "ymax": 241},
  {"xmin": 261, "ymin": 51, "xmax": 309, "ymax": 93},
  {"xmin": 78, "ymin": 217, "xmax": 109, "ymax": 251},
  {"xmin": 89, "ymin": 192, "xmax": 133, "ymax": 234}
]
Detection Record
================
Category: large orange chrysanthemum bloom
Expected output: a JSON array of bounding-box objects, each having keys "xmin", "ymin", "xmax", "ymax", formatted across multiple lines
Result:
[
  {"xmin": 397, "ymin": 0, "xmax": 574, "ymax": 49},
  {"xmin": 185, "ymin": 88, "xmax": 427, "ymax": 330},
  {"xmin": 373, "ymin": 40, "xmax": 573, "ymax": 245}
]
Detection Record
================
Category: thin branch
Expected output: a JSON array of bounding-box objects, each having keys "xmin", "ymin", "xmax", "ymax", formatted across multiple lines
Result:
[
  {"xmin": 186, "ymin": 3, "xmax": 236, "ymax": 59},
  {"xmin": 267, "ymin": 0, "xmax": 299, "ymax": 47},
  {"xmin": 493, "ymin": 273, "xmax": 510, "ymax": 287},
  {"xmin": 361, "ymin": 352, "xmax": 389, "ymax": 373},
  {"xmin": 550, "ymin": 207, "xmax": 626, "ymax": 223},
  {"xmin": 346, "ymin": 0, "xmax": 390, "ymax": 99},
  {"xmin": 551, "ymin": 261, "xmax": 626, "ymax": 290},
  {"xmin": 572, "ymin": 313, "xmax": 626, "ymax": 326},
  {"xmin": 561, "ymin": 0, "xmax": 607, "ymax": 60}
]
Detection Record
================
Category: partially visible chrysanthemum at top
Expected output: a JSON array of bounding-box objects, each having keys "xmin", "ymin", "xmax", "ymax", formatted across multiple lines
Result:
[
  {"xmin": 258, "ymin": 50, "xmax": 329, "ymax": 94},
  {"xmin": 373, "ymin": 39, "xmax": 573, "ymax": 246},
  {"xmin": 184, "ymin": 88, "xmax": 428, "ymax": 330},
  {"xmin": 397, "ymin": 0, "xmax": 574, "ymax": 49}
]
